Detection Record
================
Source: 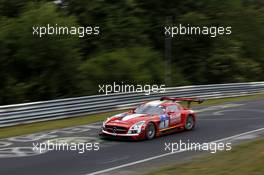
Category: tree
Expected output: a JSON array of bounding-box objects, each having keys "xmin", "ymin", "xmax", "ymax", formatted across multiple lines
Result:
[
  {"xmin": 0, "ymin": 2, "xmax": 82, "ymax": 104},
  {"xmin": 79, "ymin": 46, "xmax": 169, "ymax": 94},
  {"xmin": 62, "ymin": 0, "xmax": 149, "ymax": 55}
]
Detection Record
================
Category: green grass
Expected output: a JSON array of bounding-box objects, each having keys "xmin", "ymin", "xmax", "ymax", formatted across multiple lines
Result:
[
  {"xmin": 181, "ymin": 93, "xmax": 264, "ymax": 107},
  {"xmin": 146, "ymin": 138, "xmax": 264, "ymax": 175},
  {"xmin": 0, "ymin": 93, "xmax": 264, "ymax": 139},
  {"xmin": 0, "ymin": 110, "xmax": 126, "ymax": 138}
]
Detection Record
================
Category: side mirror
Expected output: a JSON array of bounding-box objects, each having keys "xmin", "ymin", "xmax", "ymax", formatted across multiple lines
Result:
[{"xmin": 130, "ymin": 108, "xmax": 135, "ymax": 113}]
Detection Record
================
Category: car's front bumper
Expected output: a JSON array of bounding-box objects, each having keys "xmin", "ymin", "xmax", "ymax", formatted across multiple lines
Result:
[
  {"xmin": 100, "ymin": 129, "xmax": 145, "ymax": 140},
  {"xmin": 101, "ymin": 130, "xmax": 139, "ymax": 136}
]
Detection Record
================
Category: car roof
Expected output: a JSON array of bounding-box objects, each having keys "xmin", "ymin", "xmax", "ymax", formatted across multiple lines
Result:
[{"xmin": 144, "ymin": 100, "xmax": 178, "ymax": 107}]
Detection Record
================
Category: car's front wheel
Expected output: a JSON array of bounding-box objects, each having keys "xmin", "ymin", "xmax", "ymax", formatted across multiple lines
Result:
[
  {"xmin": 184, "ymin": 115, "xmax": 195, "ymax": 130},
  {"xmin": 145, "ymin": 122, "xmax": 156, "ymax": 140}
]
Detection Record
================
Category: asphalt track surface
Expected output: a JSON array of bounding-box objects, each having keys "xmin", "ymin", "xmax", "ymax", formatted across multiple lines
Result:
[{"xmin": 0, "ymin": 98, "xmax": 264, "ymax": 175}]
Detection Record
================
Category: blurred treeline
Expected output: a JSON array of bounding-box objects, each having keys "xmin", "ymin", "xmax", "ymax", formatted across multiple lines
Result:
[{"xmin": 0, "ymin": 0, "xmax": 263, "ymax": 105}]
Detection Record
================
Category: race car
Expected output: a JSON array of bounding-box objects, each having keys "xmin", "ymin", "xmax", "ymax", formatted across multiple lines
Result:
[{"xmin": 100, "ymin": 97, "xmax": 204, "ymax": 140}]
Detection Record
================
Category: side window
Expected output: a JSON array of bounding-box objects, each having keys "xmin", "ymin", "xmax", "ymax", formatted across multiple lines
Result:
[{"xmin": 166, "ymin": 105, "xmax": 180, "ymax": 113}]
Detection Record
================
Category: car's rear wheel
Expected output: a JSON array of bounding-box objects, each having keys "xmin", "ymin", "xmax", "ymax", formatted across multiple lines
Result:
[
  {"xmin": 146, "ymin": 122, "xmax": 156, "ymax": 140},
  {"xmin": 184, "ymin": 115, "xmax": 195, "ymax": 130}
]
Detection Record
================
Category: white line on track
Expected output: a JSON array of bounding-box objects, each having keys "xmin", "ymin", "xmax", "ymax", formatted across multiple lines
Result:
[{"xmin": 86, "ymin": 127, "xmax": 264, "ymax": 175}]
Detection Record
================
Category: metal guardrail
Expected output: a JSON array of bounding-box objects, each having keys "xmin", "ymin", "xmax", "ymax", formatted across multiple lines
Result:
[{"xmin": 1, "ymin": 82, "xmax": 264, "ymax": 127}]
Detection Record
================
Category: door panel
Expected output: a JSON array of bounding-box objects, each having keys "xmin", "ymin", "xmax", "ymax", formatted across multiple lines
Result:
[{"xmin": 166, "ymin": 105, "xmax": 181, "ymax": 126}]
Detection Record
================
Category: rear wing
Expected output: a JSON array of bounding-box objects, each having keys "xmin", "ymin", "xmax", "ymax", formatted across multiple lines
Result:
[{"xmin": 160, "ymin": 97, "xmax": 205, "ymax": 108}]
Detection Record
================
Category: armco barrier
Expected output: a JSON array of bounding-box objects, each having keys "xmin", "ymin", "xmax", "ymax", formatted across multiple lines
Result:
[{"xmin": 0, "ymin": 82, "xmax": 264, "ymax": 127}]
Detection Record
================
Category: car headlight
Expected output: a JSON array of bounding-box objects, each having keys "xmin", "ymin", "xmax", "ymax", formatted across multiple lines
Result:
[
  {"xmin": 102, "ymin": 117, "xmax": 110, "ymax": 128},
  {"xmin": 128, "ymin": 121, "xmax": 145, "ymax": 134}
]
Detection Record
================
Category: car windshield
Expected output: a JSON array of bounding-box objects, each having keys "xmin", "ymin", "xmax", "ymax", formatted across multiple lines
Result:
[{"xmin": 134, "ymin": 104, "xmax": 165, "ymax": 115}]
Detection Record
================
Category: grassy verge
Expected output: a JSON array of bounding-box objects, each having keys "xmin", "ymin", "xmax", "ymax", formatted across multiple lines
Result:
[
  {"xmin": 0, "ymin": 110, "xmax": 126, "ymax": 139},
  {"xmin": 0, "ymin": 93, "xmax": 264, "ymax": 139},
  {"xmin": 146, "ymin": 138, "xmax": 264, "ymax": 175},
  {"xmin": 181, "ymin": 93, "xmax": 264, "ymax": 107}
]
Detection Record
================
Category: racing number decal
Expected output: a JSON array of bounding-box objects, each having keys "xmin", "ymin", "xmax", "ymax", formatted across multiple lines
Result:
[
  {"xmin": 159, "ymin": 115, "xmax": 169, "ymax": 129},
  {"xmin": 169, "ymin": 112, "xmax": 181, "ymax": 125}
]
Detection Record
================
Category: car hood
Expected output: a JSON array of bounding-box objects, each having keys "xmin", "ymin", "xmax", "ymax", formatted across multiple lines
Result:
[{"xmin": 106, "ymin": 113, "xmax": 150, "ymax": 127}]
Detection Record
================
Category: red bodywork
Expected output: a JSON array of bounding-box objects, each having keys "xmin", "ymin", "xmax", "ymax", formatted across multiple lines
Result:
[{"xmin": 100, "ymin": 97, "xmax": 204, "ymax": 140}]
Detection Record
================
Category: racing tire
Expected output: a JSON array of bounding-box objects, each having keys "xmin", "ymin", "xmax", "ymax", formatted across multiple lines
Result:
[
  {"xmin": 145, "ymin": 122, "xmax": 156, "ymax": 140},
  {"xmin": 184, "ymin": 115, "xmax": 195, "ymax": 131}
]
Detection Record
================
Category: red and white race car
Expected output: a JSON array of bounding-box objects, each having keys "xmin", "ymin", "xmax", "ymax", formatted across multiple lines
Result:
[{"xmin": 100, "ymin": 97, "xmax": 204, "ymax": 140}]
